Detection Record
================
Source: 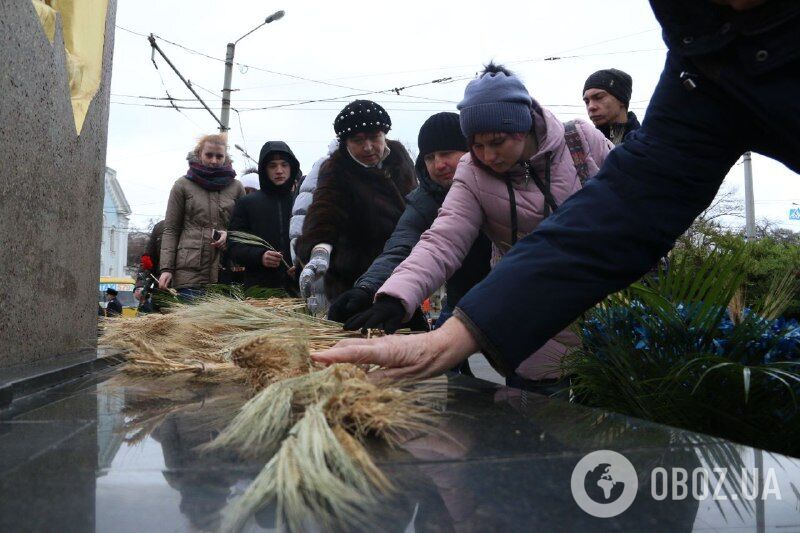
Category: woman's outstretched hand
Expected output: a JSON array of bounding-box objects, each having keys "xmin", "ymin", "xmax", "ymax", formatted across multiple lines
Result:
[{"xmin": 311, "ymin": 316, "xmax": 479, "ymax": 381}]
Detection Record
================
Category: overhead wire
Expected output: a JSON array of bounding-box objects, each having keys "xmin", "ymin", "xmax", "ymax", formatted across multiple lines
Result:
[
  {"xmin": 233, "ymin": 77, "xmax": 460, "ymax": 111},
  {"xmin": 538, "ymin": 48, "xmax": 666, "ymax": 63},
  {"xmin": 234, "ymin": 28, "xmax": 662, "ymax": 90},
  {"xmin": 109, "ymin": 101, "xmax": 442, "ymax": 111},
  {"xmin": 117, "ymin": 23, "xmax": 663, "ymax": 115},
  {"xmin": 513, "ymin": 28, "xmax": 662, "ymax": 64},
  {"xmin": 110, "ymin": 76, "xmax": 461, "ymax": 112},
  {"xmin": 149, "ymin": 44, "xmax": 205, "ymax": 130},
  {"xmin": 113, "ymin": 94, "xmax": 456, "ymax": 104},
  {"xmin": 110, "ymin": 100, "xmax": 649, "ymax": 113},
  {"xmin": 117, "ymin": 24, "xmax": 450, "ymax": 104},
  {"xmin": 232, "ymin": 107, "xmax": 248, "ymax": 149},
  {"xmin": 191, "ymin": 82, "xmax": 222, "ymax": 99},
  {"xmin": 112, "ymin": 94, "xmax": 654, "ymax": 108}
]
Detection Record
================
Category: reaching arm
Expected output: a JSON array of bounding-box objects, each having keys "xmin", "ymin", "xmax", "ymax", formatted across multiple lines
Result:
[
  {"xmin": 377, "ymin": 166, "xmax": 484, "ymax": 320},
  {"xmin": 355, "ymin": 193, "xmax": 434, "ymax": 295}
]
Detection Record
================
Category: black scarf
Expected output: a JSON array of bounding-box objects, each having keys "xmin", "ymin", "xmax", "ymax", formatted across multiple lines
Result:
[{"xmin": 185, "ymin": 162, "xmax": 236, "ymax": 191}]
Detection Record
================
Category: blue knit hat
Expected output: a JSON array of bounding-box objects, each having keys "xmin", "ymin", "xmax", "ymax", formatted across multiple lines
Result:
[{"xmin": 457, "ymin": 64, "xmax": 533, "ymax": 138}]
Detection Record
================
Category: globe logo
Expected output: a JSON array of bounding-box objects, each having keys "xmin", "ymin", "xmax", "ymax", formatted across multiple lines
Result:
[
  {"xmin": 571, "ymin": 450, "xmax": 638, "ymax": 518},
  {"xmin": 585, "ymin": 463, "xmax": 626, "ymax": 504}
]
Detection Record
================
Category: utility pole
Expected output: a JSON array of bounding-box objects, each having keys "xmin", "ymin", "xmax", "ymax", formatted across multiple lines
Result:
[
  {"xmin": 220, "ymin": 43, "xmax": 235, "ymax": 132},
  {"xmin": 743, "ymin": 151, "xmax": 756, "ymax": 240},
  {"xmin": 148, "ymin": 35, "xmax": 225, "ymax": 130},
  {"xmin": 219, "ymin": 10, "xmax": 285, "ymax": 132}
]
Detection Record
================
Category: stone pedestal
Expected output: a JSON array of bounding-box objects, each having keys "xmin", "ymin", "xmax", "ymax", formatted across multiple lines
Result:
[{"xmin": 0, "ymin": 0, "xmax": 117, "ymax": 369}]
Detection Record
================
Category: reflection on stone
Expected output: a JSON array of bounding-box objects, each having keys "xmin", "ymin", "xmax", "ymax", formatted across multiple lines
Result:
[{"xmin": 1, "ymin": 369, "xmax": 799, "ymax": 531}]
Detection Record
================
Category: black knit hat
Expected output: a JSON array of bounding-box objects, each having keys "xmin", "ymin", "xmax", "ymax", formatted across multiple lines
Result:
[
  {"xmin": 583, "ymin": 68, "xmax": 633, "ymax": 107},
  {"xmin": 333, "ymin": 100, "xmax": 391, "ymax": 140},
  {"xmin": 417, "ymin": 112, "xmax": 468, "ymax": 156},
  {"xmin": 106, "ymin": 287, "xmax": 118, "ymax": 296}
]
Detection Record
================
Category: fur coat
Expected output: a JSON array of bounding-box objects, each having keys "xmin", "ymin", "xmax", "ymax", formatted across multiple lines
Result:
[{"xmin": 296, "ymin": 139, "xmax": 416, "ymax": 300}]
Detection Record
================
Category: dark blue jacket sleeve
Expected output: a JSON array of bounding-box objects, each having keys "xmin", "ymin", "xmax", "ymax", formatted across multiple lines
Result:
[{"xmin": 355, "ymin": 192, "xmax": 436, "ymax": 296}]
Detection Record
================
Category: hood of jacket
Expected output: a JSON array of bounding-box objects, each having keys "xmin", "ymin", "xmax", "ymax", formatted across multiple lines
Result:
[{"xmin": 258, "ymin": 141, "xmax": 301, "ymax": 195}]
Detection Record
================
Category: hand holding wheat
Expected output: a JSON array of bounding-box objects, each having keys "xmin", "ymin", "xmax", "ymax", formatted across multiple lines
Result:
[{"xmin": 262, "ymin": 251, "xmax": 283, "ymax": 268}]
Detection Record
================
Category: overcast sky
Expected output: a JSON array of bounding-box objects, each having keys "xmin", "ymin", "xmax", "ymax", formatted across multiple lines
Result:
[{"xmin": 107, "ymin": 0, "xmax": 800, "ymax": 231}]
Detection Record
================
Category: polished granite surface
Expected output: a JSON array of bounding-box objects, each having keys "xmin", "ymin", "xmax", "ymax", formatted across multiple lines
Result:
[{"xmin": 1, "ymin": 367, "xmax": 798, "ymax": 532}]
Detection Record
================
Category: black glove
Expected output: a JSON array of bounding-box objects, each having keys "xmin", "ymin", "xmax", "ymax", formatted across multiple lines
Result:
[
  {"xmin": 328, "ymin": 287, "xmax": 374, "ymax": 323},
  {"xmin": 406, "ymin": 307, "xmax": 431, "ymax": 332},
  {"xmin": 344, "ymin": 296, "xmax": 407, "ymax": 333}
]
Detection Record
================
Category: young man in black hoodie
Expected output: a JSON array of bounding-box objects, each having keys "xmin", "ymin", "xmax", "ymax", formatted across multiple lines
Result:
[{"xmin": 226, "ymin": 141, "xmax": 301, "ymax": 291}]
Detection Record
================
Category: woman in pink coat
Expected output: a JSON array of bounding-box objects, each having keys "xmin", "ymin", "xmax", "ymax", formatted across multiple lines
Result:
[{"xmin": 347, "ymin": 63, "xmax": 613, "ymax": 386}]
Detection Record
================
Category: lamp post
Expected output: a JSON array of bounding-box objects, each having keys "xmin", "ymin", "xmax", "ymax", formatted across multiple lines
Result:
[{"xmin": 219, "ymin": 10, "xmax": 285, "ymax": 132}]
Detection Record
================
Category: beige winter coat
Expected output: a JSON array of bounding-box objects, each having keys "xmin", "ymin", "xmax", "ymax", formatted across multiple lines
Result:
[{"xmin": 160, "ymin": 177, "xmax": 244, "ymax": 289}]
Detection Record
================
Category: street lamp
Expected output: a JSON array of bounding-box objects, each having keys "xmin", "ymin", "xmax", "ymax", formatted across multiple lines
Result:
[
  {"xmin": 234, "ymin": 144, "xmax": 258, "ymax": 164},
  {"xmin": 219, "ymin": 10, "xmax": 285, "ymax": 132}
]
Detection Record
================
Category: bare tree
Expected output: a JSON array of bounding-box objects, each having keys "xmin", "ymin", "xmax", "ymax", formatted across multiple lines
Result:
[
  {"xmin": 679, "ymin": 182, "xmax": 744, "ymax": 249},
  {"xmin": 765, "ymin": 226, "xmax": 800, "ymax": 245},
  {"xmin": 700, "ymin": 184, "xmax": 744, "ymax": 224},
  {"xmin": 126, "ymin": 226, "xmax": 151, "ymax": 275}
]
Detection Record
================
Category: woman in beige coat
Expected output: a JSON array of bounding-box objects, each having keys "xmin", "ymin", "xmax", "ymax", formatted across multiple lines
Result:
[{"xmin": 158, "ymin": 134, "xmax": 244, "ymax": 296}]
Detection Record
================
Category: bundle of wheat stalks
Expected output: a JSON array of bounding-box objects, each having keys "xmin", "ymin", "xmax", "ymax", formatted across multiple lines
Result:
[
  {"xmin": 100, "ymin": 296, "xmax": 443, "ymax": 531},
  {"xmin": 101, "ymin": 296, "xmax": 351, "ymax": 384}
]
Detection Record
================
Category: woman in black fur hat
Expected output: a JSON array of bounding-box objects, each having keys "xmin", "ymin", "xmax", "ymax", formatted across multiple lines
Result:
[{"xmin": 296, "ymin": 100, "xmax": 416, "ymax": 310}]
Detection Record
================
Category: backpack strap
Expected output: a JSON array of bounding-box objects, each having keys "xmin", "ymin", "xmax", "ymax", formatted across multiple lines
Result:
[
  {"xmin": 564, "ymin": 120, "xmax": 590, "ymax": 186},
  {"xmin": 505, "ymin": 179, "xmax": 519, "ymax": 246}
]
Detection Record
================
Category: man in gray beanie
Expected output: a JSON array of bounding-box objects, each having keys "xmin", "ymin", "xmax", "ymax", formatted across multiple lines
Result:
[{"xmin": 582, "ymin": 68, "xmax": 640, "ymax": 145}]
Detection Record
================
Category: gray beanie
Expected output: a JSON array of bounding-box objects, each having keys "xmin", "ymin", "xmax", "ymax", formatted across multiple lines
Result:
[
  {"xmin": 457, "ymin": 64, "xmax": 533, "ymax": 138},
  {"xmin": 418, "ymin": 112, "xmax": 467, "ymax": 156},
  {"xmin": 583, "ymin": 68, "xmax": 633, "ymax": 107}
]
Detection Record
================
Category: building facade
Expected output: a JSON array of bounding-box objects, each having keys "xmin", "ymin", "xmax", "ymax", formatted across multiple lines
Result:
[{"xmin": 100, "ymin": 167, "xmax": 131, "ymax": 277}]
